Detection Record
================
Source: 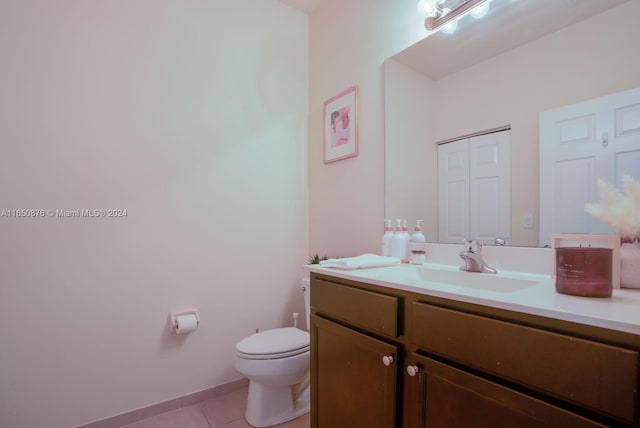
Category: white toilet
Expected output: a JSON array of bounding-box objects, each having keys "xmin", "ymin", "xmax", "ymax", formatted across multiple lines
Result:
[{"xmin": 234, "ymin": 278, "xmax": 311, "ymax": 428}]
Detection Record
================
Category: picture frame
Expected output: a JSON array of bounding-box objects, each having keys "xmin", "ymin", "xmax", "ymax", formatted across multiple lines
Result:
[{"xmin": 323, "ymin": 85, "xmax": 359, "ymax": 163}]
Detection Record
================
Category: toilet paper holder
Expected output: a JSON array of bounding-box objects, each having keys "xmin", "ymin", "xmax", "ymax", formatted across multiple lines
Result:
[{"xmin": 170, "ymin": 310, "xmax": 200, "ymax": 333}]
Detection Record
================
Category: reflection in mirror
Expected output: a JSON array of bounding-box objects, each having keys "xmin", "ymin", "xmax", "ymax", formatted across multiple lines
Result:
[
  {"xmin": 539, "ymin": 87, "xmax": 640, "ymax": 247},
  {"xmin": 384, "ymin": 0, "xmax": 640, "ymax": 247},
  {"xmin": 418, "ymin": 0, "xmax": 492, "ymax": 32},
  {"xmin": 437, "ymin": 129, "xmax": 511, "ymax": 245}
]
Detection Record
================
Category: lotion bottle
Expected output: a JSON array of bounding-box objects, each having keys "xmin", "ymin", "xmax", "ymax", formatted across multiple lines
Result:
[
  {"xmin": 381, "ymin": 219, "xmax": 394, "ymax": 256},
  {"xmin": 401, "ymin": 219, "xmax": 410, "ymax": 261},
  {"xmin": 391, "ymin": 219, "xmax": 406, "ymax": 260},
  {"xmin": 401, "ymin": 219, "xmax": 410, "ymax": 242}
]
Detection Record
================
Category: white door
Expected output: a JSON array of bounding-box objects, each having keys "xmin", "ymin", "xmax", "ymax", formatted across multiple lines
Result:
[
  {"xmin": 539, "ymin": 88, "xmax": 640, "ymax": 247},
  {"xmin": 469, "ymin": 131, "xmax": 511, "ymax": 246},
  {"xmin": 438, "ymin": 138, "xmax": 469, "ymax": 243},
  {"xmin": 438, "ymin": 130, "xmax": 511, "ymax": 244}
]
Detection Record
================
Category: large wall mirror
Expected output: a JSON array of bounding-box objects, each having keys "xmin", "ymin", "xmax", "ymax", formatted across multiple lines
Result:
[{"xmin": 384, "ymin": 0, "xmax": 640, "ymax": 247}]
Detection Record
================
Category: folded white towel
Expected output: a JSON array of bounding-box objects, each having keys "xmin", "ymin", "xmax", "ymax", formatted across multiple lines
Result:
[{"xmin": 319, "ymin": 253, "xmax": 401, "ymax": 270}]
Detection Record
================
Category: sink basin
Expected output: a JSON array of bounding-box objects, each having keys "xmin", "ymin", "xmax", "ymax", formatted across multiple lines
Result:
[
  {"xmin": 411, "ymin": 267, "xmax": 538, "ymax": 292},
  {"xmin": 353, "ymin": 265, "xmax": 539, "ymax": 293}
]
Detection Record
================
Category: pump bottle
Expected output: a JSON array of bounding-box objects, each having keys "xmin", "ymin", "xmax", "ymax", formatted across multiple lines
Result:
[
  {"xmin": 410, "ymin": 219, "xmax": 426, "ymax": 243},
  {"xmin": 381, "ymin": 219, "xmax": 394, "ymax": 256},
  {"xmin": 391, "ymin": 219, "xmax": 409, "ymax": 261},
  {"xmin": 401, "ymin": 219, "xmax": 410, "ymax": 243}
]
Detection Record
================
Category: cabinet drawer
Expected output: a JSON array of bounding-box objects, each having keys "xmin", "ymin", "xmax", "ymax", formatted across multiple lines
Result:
[
  {"xmin": 408, "ymin": 353, "xmax": 606, "ymax": 428},
  {"xmin": 412, "ymin": 302, "xmax": 639, "ymax": 424},
  {"xmin": 312, "ymin": 278, "xmax": 399, "ymax": 337}
]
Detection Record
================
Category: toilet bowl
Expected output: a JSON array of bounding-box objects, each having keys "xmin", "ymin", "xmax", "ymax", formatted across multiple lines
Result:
[{"xmin": 234, "ymin": 279, "xmax": 311, "ymax": 428}]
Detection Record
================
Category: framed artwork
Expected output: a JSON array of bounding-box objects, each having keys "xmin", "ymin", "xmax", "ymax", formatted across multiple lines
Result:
[{"xmin": 323, "ymin": 85, "xmax": 358, "ymax": 163}]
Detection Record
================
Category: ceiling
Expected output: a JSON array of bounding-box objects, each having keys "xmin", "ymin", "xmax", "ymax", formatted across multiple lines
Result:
[
  {"xmin": 278, "ymin": 0, "xmax": 630, "ymax": 80},
  {"xmin": 392, "ymin": 0, "xmax": 630, "ymax": 80}
]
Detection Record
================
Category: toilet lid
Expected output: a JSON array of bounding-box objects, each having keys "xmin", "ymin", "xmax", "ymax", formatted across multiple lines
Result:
[{"xmin": 235, "ymin": 327, "xmax": 309, "ymax": 358}]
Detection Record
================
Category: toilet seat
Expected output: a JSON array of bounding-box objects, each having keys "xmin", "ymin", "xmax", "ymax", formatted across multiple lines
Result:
[{"xmin": 236, "ymin": 327, "xmax": 310, "ymax": 360}]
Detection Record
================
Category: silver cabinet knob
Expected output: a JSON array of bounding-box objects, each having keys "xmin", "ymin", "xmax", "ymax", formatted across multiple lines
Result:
[
  {"xmin": 382, "ymin": 355, "xmax": 394, "ymax": 366},
  {"xmin": 407, "ymin": 365, "xmax": 420, "ymax": 377}
]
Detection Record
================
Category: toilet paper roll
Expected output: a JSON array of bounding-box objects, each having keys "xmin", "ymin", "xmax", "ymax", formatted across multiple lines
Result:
[{"xmin": 174, "ymin": 313, "xmax": 198, "ymax": 334}]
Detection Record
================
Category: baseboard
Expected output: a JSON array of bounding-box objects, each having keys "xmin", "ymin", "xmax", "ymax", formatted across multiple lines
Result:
[{"xmin": 76, "ymin": 378, "xmax": 249, "ymax": 428}]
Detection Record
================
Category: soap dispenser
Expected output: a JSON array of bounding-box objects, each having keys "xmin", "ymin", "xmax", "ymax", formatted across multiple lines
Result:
[
  {"xmin": 381, "ymin": 219, "xmax": 394, "ymax": 256},
  {"xmin": 410, "ymin": 219, "xmax": 426, "ymax": 243},
  {"xmin": 401, "ymin": 219, "xmax": 410, "ymax": 260}
]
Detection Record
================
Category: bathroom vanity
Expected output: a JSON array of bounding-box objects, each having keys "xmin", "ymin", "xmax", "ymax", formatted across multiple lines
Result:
[{"xmin": 306, "ymin": 263, "xmax": 640, "ymax": 428}]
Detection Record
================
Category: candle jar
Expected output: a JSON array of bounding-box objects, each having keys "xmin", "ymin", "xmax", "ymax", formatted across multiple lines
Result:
[{"xmin": 411, "ymin": 250, "xmax": 426, "ymax": 265}]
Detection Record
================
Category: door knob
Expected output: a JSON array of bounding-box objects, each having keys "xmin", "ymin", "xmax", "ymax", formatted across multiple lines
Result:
[
  {"xmin": 407, "ymin": 365, "xmax": 420, "ymax": 377},
  {"xmin": 382, "ymin": 355, "xmax": 394, "ymax": 366}
]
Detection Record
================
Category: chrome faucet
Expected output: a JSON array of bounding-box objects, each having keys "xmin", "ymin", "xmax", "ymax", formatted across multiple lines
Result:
[{"xmin": 459, "ymin": 239, "xmax": 497, "ymax": 273}]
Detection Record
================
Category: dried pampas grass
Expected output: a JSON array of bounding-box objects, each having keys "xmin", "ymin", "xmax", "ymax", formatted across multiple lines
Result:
[{"xmin": 585, "ymin": 175, "xmax": 640, "ymax": 239}]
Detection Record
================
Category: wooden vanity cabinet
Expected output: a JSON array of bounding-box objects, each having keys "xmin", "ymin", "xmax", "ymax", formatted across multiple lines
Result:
[
  {"xmin": 310, "ymin": 277, "xmax": 402, "ymax": 428},
  {"xmin": 310, "ymin": 273, "xmax": 640, "ymax": 428}
]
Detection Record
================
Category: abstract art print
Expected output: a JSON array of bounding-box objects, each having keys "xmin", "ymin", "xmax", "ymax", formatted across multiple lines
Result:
[{"xmin": 323, "ymin": 85, "xmax": 358, "ymax": 163}]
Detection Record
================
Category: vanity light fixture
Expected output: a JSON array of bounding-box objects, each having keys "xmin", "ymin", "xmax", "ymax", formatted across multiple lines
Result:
[{"xmin": 418, "ymin": 0, "xmax": 492, "ymax": 33}]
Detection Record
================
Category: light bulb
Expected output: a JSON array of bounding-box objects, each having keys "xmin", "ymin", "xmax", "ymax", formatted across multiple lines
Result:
[
  {"xmin": 470, "ymin": 2, "xmax": 490, "ymax": 19},
  {"xmin": 417, "ymin": 0, "xmax": 438, "ymax": 18},
  {"xmin": 441, "ymin": 20, "xmax": 458, "ymax": 34}
]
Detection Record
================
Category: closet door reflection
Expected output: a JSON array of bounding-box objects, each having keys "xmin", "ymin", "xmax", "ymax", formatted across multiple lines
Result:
[{"xmin": 438, "ymin": 130, "xmax": 511, "ymax": 245}]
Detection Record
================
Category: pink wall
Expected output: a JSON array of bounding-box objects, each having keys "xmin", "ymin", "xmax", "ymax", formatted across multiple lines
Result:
[{"xmin": 0, "ymin": 1, "xmax": 308, "ymax": 427}]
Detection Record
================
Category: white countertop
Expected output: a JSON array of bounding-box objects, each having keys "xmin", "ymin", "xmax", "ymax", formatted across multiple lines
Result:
[{"xmin": 305, "ymin": 262, "xmax": 640, "ymax": 336}]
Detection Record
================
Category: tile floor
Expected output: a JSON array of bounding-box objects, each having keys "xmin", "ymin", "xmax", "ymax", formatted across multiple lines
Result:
[{"xmin": 119, "ymin": 386, "xmax": 310, "ymax": 428}]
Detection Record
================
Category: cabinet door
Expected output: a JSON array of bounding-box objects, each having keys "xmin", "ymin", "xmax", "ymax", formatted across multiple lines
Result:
[
  {"xmin": 311, "ymin": 314, "xmax": 398, "ymax": 428},
  {"xmin": 406, "ymin": 354, "xmax": 606, "ymax": 428}
]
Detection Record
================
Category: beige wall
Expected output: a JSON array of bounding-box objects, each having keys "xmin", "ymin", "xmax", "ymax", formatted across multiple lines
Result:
[{"xmin": 0, "ymin": 1, "xmax": 308, "ymax": 427}]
